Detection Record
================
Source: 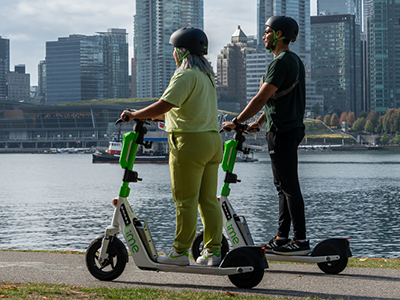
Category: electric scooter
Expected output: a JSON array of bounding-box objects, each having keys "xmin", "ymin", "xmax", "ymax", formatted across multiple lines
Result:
[
  {"xmin": 85, "ymin": 117, "xmax": 268, "ymax": 289},
  {"xmin": 192, "ymin": 124, "xmax": 352, "ymax": 274}
]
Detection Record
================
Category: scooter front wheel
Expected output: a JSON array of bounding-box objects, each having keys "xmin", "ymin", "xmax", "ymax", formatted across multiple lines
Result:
[
  {"xmin": 224, "ymin": 248, "xmax": 265, "ymax": 289},
  {"xmin": 191, "ymin": 231, "xmax": 229, "ymax": 261},
  {"xmin": 85, "ymin": 236, "xmax": 128, "ymax": 281}
]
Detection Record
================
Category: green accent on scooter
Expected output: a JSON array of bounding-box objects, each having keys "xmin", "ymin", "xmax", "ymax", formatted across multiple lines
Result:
[
  {"xmin": 118, "ymin": 131, "xmax": 139, "ymax": 197},
  {"xmin": 220, "ymin": 139, "xmax": 239, "ymax": 197}
]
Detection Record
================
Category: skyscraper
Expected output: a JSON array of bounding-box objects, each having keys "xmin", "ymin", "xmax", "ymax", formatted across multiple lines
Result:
[
  {"xmin": 46, "ymin": 29, "xmax": 129, "ymax": 104},
  {"xmin": 217, "ymin": 26, "xmax": 249, "ymax": 112},
  {"xmin": 366, "ymin": 0, "xmax": 400, "ymax": 113},
  {"xmin": 46, "ymin": 34, "xmax": 105, "ymax": 103},
  {"xmin": 134, "ymin": 0, "xmax": 204, "ymax": 98},
  {"xmin": 38, "ymin": 60, "xmax": 46, "ymax": 103},
  {"xmin": 311, "ymin": 14, "xmax": 362, "ymax": 115},
  {"xmin": 0, "ymin": 37, "xmax": 10, "ymax": 99},
  {"xmin": 98, "ymin": 29, "xmax": 129, "ymax": 99},
  {"xmin": 317, "ymin": 0, "xmax": 362, "ymax": 24}
]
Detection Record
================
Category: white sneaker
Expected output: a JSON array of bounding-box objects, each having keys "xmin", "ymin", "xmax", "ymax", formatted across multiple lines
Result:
[
  {"xmin": 157, "ymin": 248, "xmax": 189, "ymax": 266},
  {"xmin": 196, "ymin": 249, "xmax": 221, "ymax": 266}
]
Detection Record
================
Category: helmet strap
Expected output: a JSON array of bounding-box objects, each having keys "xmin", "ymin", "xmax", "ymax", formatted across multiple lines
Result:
[
  {"xmin": 269, "ymin": 30, "xmax": 286, "ymax": 53},
  {"xmin": 176, "ymin": 48, "xmax": 190, "ymax": 64}
]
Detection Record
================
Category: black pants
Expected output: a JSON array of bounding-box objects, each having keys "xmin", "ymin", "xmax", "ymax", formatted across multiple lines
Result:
[{"xmin": 266, "ymin": 127, "xmax": 306, "ymax": 240}]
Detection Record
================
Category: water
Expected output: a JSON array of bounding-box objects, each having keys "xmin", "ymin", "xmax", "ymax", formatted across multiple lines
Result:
[{"xmin": 0, "ymin": 151, "xmax": 399, "ymax": 258}]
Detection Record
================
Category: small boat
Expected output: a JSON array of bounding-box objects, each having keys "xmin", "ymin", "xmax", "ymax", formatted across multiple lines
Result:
[
  {"xmin": 92, "ymin": 138, "xmax": 168, "ymax": 164},
  {"xmin": 236, "ymin": 152, "xmax": 258, "ymax": 162}
]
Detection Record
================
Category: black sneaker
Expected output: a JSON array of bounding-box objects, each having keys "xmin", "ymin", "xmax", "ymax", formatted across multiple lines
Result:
[
  {"xmin": 272, "ymin": 238, "xmax": 311, "ymax": 256},
  {"xmin": 263, "ymin": 236, "xmax": 289, "ymax": 253}
]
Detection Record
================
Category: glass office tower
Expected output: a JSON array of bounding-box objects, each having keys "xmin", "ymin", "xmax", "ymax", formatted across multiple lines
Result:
[
  {"xmin": 311, "ymin": 14, "xmax": 362, "ymax": 115},
  {"xmin": 46, "ymin": 35, "xmax": 104, "ymax": 104},
  {"xmin": 134, "ymin": 0, "xmax": 204, "ymax": 98},
  {"xmin": 46, "ymin": 29, "xmax": 129, "ymax": 104},
  {"xmin": 98, "ymin": 29, "xmax": 129, "ymax": 99},
  {"xmin": 0, "ymin": 37, "xmax": 10, "ymax": 99},
  {"xmin": 367, "ymin": 0, "xmax": 400, "ymax": 113}
]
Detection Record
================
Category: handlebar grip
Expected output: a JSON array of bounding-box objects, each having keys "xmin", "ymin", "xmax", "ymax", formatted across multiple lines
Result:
[{"xmin": 115, "ymin": 115, "xmax": 131, "ymax": 125}]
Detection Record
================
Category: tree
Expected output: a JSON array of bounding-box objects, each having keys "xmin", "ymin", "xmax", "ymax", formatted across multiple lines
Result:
[
  {"xmin": 352, "ymin": 117, "xmax": 366, "ymax": 131},
  {"xmin": 367, "ymin": 110, "xmax": 379, "ymax": 128},
  {"xmin": 330, "ymin": 113, "xmax": 339, "ymax": 127},
  {"xmin": 364, "ymin": 120, "xmax": 373, "ymax": 134},
  {"xmin": 392, "ymin": 132, "xmax": 400, "ymax": 145},
  {"xmin": 316, "ymin": 115, "xmax": 322, "ymax": 121},
  {"xmin": 346, "ymin": 112, "xmax": 356, "ymax": 127},
  {"xmin": 382, "ymin": 108, "xmax": 395, "ymax": 133},
  {"xmin": 323, "ymin": 114, "xmax": 331, "ymax": 126},
  {"xmin": 380, "ymin": 132, "xmax": 389, "ymax": 145},
  {"xmin": 358, "ymin": 111, "xmax": 368, "ymax": 118},
  {"xmin": 339, "ymin": 112, "xmax": 348, "ymax": 125},
  {"xmin": 376, "ymin": 115, "xmax": 384, "ymax": 134},
  {"xmin": 312, "ymin": 103, "xmax": 321, "ymax": 114}
]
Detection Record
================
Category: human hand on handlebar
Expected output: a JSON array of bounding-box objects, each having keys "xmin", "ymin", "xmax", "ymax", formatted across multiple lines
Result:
[
  {"xmin": 120, "ymin": 110, "xmax": 136, "ymax": 123},
  {"xmin": 247, "ymin": 121, "xmax": 261, "ymax": 133},
  {"xmin": 222, "ymin": 121, "xmax": 236, "ymax": 132}
]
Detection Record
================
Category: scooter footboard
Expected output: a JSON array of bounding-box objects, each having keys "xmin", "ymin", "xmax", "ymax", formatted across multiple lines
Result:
[{"xmin": 220, "ymin": 246, "xmax": 268, "ymax": 270}]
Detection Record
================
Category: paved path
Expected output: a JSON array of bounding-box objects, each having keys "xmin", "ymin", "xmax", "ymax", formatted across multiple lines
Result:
[{"xmin": 1, "ymin": 251, "xmax": 399, "ymax": 299}]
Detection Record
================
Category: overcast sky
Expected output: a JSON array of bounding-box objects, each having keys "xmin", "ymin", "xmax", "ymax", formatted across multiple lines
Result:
[{"xmin": 0, "ymin": 0, "xmax": 317, "ymax": 85}]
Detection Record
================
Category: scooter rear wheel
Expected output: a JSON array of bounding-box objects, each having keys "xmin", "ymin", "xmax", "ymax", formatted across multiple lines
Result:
[
  {"xmin": 315, "ymin": 240, "xmax": 348, "ymax": 274},
  {"xmin": 191, "ymin": 231, "xmax": 229, "ymax": 261},
  {"xmin": 86, "ymin": 236, "xmax": 128, "ymax": 281}
]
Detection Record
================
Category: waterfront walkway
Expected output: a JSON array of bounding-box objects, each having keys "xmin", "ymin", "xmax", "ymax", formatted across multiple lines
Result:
[{"xmin": 1, "ymin": 251, "xmax": 399, "ymax": 299}]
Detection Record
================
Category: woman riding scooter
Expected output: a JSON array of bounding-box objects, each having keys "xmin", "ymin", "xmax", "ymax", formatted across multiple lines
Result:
[{"xmin": 120, "ymin": 27, "xmax": 223, "ymax": 266}]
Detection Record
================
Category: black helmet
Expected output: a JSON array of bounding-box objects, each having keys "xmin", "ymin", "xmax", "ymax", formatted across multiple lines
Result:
[
  {"xmin": 169, "ymin": 27, "xmax": 208, "ymax": 55},
  {"xmin": 265, "ymin": 16, "xmax": 299, "ymax": 42}
]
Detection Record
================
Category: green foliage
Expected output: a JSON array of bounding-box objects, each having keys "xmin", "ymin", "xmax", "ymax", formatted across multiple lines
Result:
[
  {"xmin": 358, "ymin": 110, "xmax": 368, "ymax": 118},
  {"xmin": 323, "ymin": 114, "xmax": 331, "ymax": 126},
  {"xmin": 392, "ymin": 132, "xmax": 400, "ymax": 145},
  {"xmin": 304, "ymin": 120, "xmax": 332, "ymax": 134},
  {"xmin": 381, "ymin": 132, "xmax": 389, "ymax": 144},
  {"xmin": 330, "ymin": 113, "xmax": 339, "ymax": 127},
  {"xmin": 312, "ymin": 103, "xmax": 321, "ymax": 114},
  {"xmin": 352, "ymin": 117, "xmax": 366, "ymax": 131},
  {"xmin": 364, "ymin": 120, "xmax": 374, "ymax": 134}
]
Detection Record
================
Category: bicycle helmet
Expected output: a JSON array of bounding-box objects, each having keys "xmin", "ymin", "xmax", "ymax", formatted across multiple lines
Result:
[
  {"xmin": 169, "ymin": 27, "xmax": 208, "ymax": 56},
  {"xmin": 265, "ymin": 15, "xmax": 299, "ymax": 43}
]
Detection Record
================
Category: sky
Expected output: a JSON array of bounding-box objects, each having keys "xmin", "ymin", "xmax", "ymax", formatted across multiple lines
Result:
[{"xmin": 0, "ymin": 0, "xmax": 317, "ymax": 85}]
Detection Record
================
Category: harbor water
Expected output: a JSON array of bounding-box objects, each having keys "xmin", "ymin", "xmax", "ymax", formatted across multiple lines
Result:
[{"xmin": 0, "ymin": 151, "xmax": 399, "ymax": 258}]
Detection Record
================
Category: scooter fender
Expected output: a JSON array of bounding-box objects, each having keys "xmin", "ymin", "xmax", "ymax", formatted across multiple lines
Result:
[
  {"xmin": 220, "ymin": 246, "xmax": 268, "ymax": 270},
  {"xmin": 311, "ymin": 238, "xmax": 352, "ymax": 258}
]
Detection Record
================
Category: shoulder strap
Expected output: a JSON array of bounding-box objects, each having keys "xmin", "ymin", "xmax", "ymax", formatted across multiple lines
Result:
[{"xmin": 269, "ymin": 55, "xmax": 300, "ymax": 100}]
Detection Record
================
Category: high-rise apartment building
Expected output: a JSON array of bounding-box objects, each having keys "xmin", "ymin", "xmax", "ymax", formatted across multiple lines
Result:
[
  {"xmin": 311, "ymin": 14, "xmax": 362, "ymax": 115},
  {"xmin": 6, "ymin": 64, "xmax": 30, "ymax": 101},
  {"xmin": 98, "ymin": 29, "xmax": 129, "ymax": 99},
  {"xmin": 46, "ymin": 29, "xmax": 129, "ymax": 104},
  {"xmin": 217, "ymin": 26, "xmax": 250, "ymax": 112},
  {"xmin": 38, "ymin": 60, "xmax": 46, "ymax": 103},
  {"xmin": 0, "ymin": 36, "xmax": 10, "ymax": 99},
  {"xmin": 134, "ymin": 0, "xmax": 204, "ymax": 98},
  {"xmin": 366, "ymin": 0, "xmax": 400, "ymax": 114},
  {"xmin": 0, "ymin": 36, "xmax": 10, "ymax": 73},
  {"xmin": 317, "ymin": 0, "xmax": 362, "ymax": 24}
]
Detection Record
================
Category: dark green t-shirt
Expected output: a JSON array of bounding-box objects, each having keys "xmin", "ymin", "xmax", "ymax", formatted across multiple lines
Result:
[{"xmin": 263, "ymin": 51, "xmax": 305, "ymax": 132}]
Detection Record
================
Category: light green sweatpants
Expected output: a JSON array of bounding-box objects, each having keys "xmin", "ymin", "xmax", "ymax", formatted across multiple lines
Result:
[{"xmin": 168, "ymin": 131, "xmax": 223, "ymax": 253}]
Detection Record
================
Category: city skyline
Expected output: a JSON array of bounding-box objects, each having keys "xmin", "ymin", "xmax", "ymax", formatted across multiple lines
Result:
[{"xmin": 0, "ymin": 0, "xmax": 318, "ymax": 86}]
